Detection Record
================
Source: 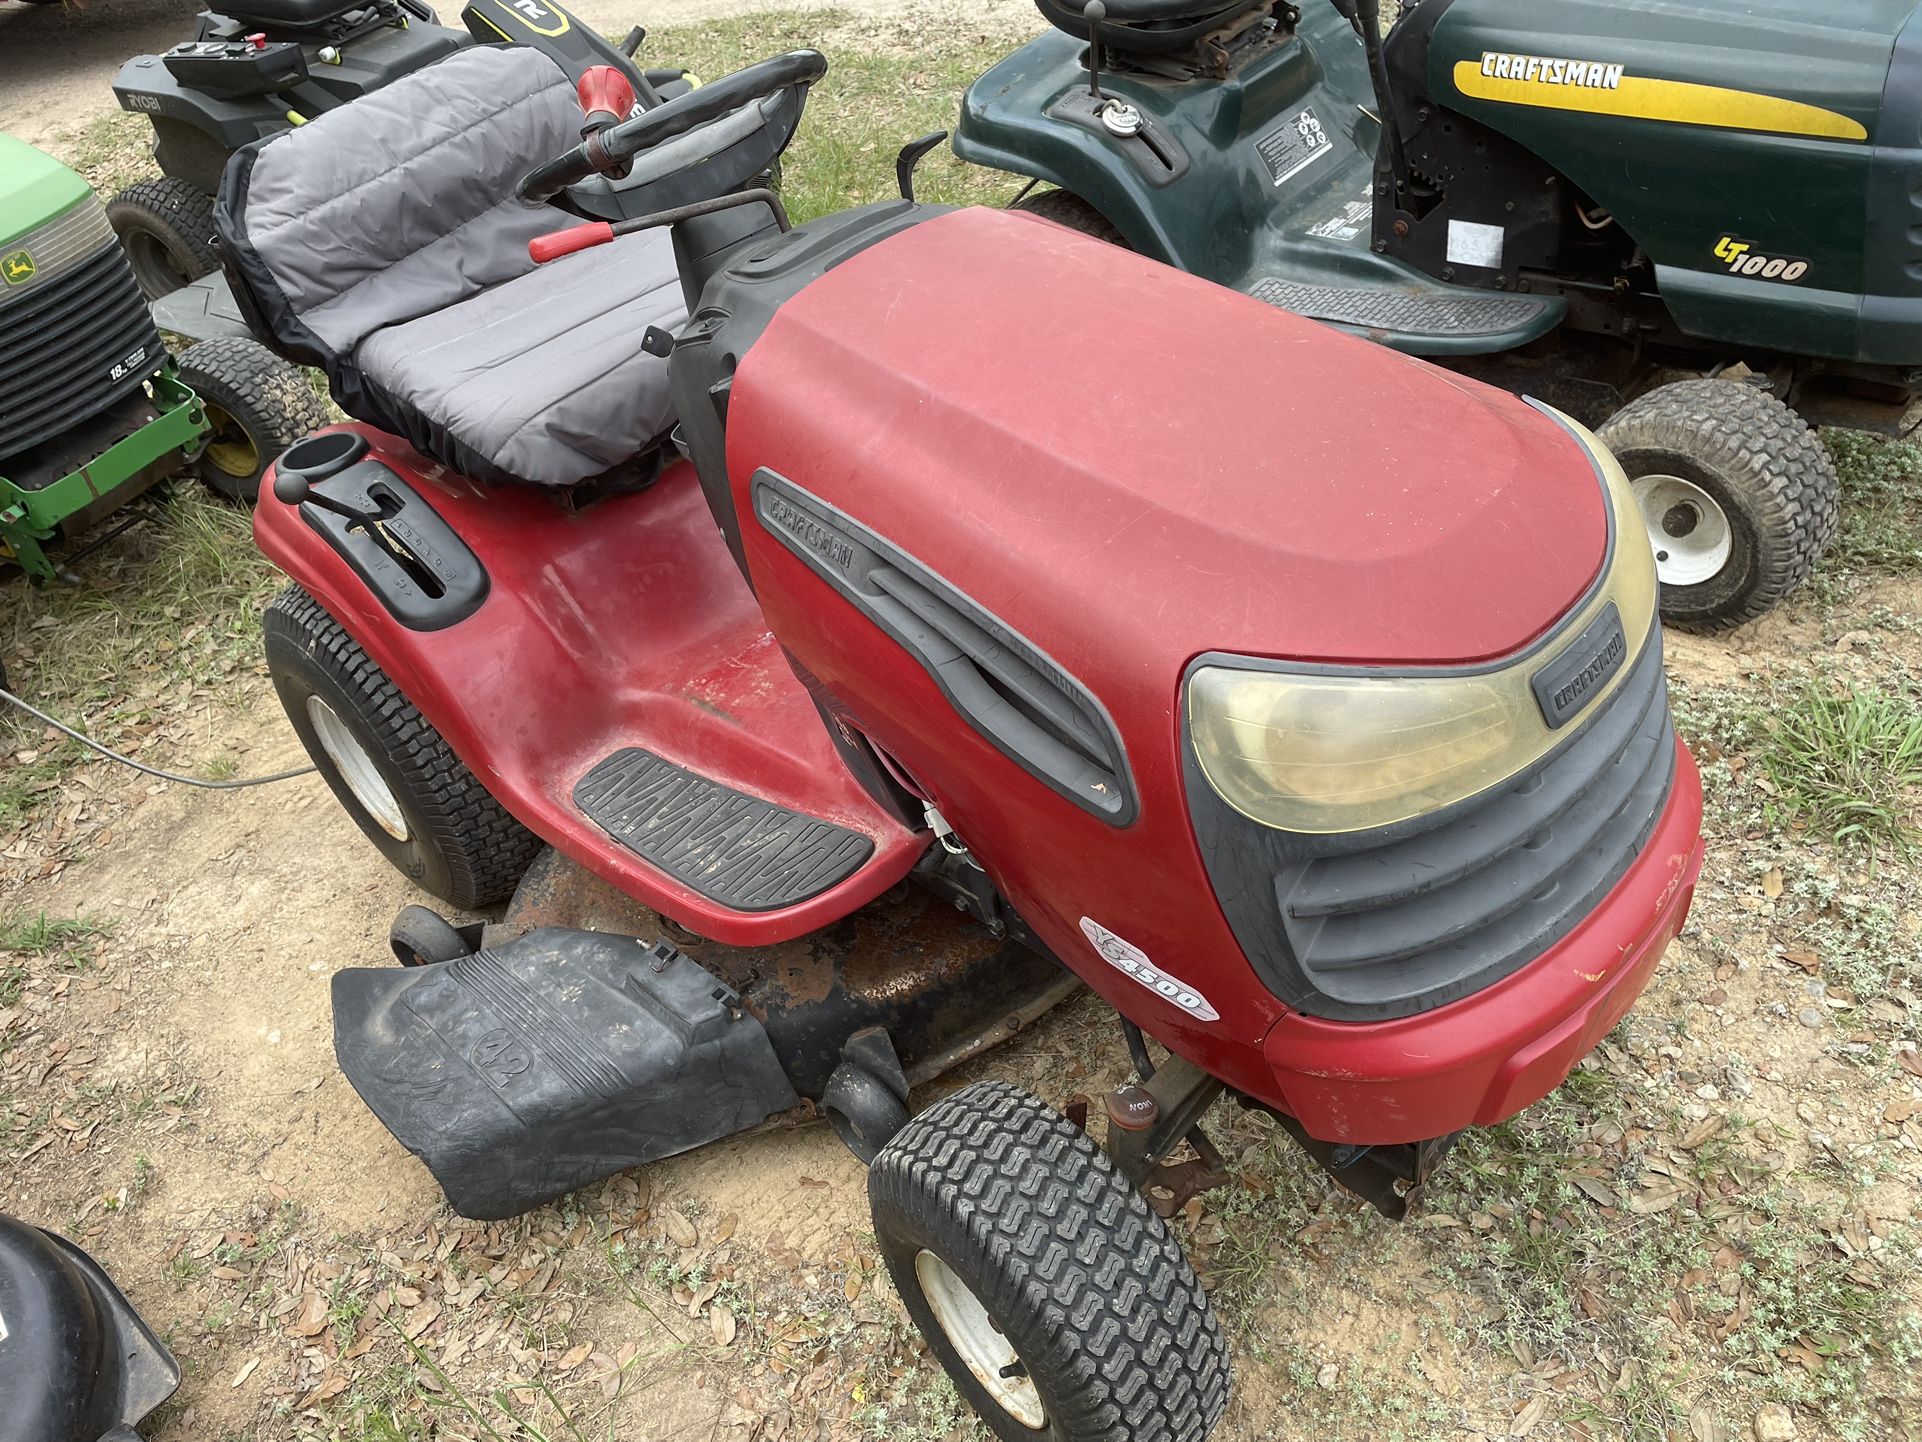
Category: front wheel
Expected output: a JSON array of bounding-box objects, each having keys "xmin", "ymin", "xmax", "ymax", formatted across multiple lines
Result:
[
  {"xmin": 263, "ymin": 586, "xmax": 542, "ymax": 908},
  {"xmin": 870, "ymin": 1081, "xmax": 1230, "ymax": 1442},
  {"xmin": 177, "ymin": 339, "xmax": 327, "ymax": 502},
  {"xmin": 1010, "ymin": 189, "xmax": 1127, "ymax": 247},
  {"xmin": 1598, "ymin": 379, "xmax": 1840, "ymax": 631},
  {"xmin": 106, "ymin": 177, "xmax": 221, "ymax": 299}
]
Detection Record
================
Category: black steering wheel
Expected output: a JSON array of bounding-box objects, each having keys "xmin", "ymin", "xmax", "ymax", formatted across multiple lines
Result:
[{"xmin": 519, "ymin": 49, "xmax": 828, "ymax": 206}]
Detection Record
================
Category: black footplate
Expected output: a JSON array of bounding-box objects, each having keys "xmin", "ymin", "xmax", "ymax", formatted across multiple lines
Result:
[
  {"xmin": 574, "ymin": 749, "xmax": 874, "ymax": 911},
  {"xmin": 333, "ymin": 929, "xmax": 800, "ymax": 1219},
  {"xmin": 1249, "ymin": 278, "xmax": 1554, "ymax": 338}
]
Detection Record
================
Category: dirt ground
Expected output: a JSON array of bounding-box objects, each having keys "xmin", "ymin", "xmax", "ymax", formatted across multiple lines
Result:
[{"xmin": 3, "ymin": 5, "xmax": 1921, "ymax": 1440}]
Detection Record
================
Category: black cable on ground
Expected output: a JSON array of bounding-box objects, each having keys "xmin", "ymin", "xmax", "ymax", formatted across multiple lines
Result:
[{"xmin": 1, "ymin": 686, "xmax": 316, "ymax": 790}]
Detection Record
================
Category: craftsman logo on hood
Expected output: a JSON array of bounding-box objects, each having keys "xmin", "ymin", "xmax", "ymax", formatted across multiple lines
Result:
[{"xmin": 1479, "ymin": 52, "xmax": 1623, "ymax": 90}]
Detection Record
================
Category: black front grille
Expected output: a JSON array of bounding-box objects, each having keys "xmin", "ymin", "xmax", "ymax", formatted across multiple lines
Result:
[
  {"xmin": 0, "ymin": 241, "xmax": 164, "ymax": 461},
  {"xmin": 1186, "ymin": 627, "xmax": 1675, "ymax": 1022}
]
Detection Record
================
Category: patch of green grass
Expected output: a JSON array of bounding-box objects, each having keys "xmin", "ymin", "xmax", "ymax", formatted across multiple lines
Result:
[
  {"xmin": 1824, "ymin": 430, "xmax": 1922, "ymax": 574},
  {"xmin": 0, "ymin": 910, "xmax": 112, "ymax": 954},
  {"xmin": 648, "ymin": 11, "xmax": 1028, "ymax": 223},
  {"xmin": 2, "ymin": 486, "xmax": 279, "ymax": 826},
  {"xmin": 1759, "ymin": 680, "xmax": 1922, "ymax": 848}
]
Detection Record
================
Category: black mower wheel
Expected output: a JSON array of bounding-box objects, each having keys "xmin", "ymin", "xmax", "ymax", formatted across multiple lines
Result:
[
  {"xmin": 177, "ymin": 339, "xmax": 327, "ymax": 503},
  {"xmin": 1011, "ymin": 189, "xmax": 1128, "ymax": 247},
  {"xmin": 389, "ymin": 904, "xmax": 474, "ymax": 966},
  {"xmin": 263, "ymin": 585, "xmax": 543, "ymax": 908},
  {"xmin": 1598, "ymin": 379, "xmax": 1840, "ymax": 631},
  {"xmin": 870, "ymin": 1081, "xmax": 1229, "ymax": 1442},
  {"xmin": 106, "ymin": 177, "xmax": 221, "ymax": 300}
]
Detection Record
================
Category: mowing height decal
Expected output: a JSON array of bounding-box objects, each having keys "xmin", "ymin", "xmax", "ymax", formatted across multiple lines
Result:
[{"xmin": 1455, "ymin": 56, "xmax": 1868, "ymax": 142}]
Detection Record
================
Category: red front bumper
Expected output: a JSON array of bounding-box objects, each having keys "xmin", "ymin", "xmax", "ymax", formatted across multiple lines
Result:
[{"xmin": 1261, "ymin": 738, "xmax": 1704, "ymax": 1145}]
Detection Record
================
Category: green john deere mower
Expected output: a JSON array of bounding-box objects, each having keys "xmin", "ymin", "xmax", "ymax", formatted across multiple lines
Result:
[
  {"xmin": 957, "ymin": 0, "xmax": 1922, "ymax": 627},
  {"xmin": 1, "ymin": 132, "xmax": 318, "ymax": 582}
]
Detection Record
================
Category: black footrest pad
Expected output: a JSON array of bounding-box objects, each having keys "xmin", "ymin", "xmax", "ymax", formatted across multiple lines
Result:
[
  {"xmin": 574, "ymin": 748, "xmax": 874, "ymax": 911},
  {"xmin": 1249, "ymin": 279, "xmax": 1551, "ymax": 338}
]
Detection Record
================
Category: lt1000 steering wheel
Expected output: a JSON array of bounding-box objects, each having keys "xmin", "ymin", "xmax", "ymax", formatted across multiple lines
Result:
[{"xmin": 518, "ymin": 50, "xmax": 828, "ymax": 207}]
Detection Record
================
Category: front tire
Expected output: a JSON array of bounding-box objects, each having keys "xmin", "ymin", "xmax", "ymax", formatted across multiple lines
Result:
[
  {"xmin": 870, "ymin": 1081, "xmax": 1230, "ymax": 1442},
  {"xmin": 263, "ymin": 586, "xmax": 542, "ymax": 908},
  {"xmin": 178, "ymin": 339, "xmax": 326, "ymax": 502},
  {"xmin": 1010, "ymin": 189, "xmax": 1127, "ymax": 246},
  {"xmin": 106, "ymin": 177, "xmax": 221, "ymax": 299},
  {"xmin": 1598, "ymin": 379, "xmax": 1839, "ymax": 631}
]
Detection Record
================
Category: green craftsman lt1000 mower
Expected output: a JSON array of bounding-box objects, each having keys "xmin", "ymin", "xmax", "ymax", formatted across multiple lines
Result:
[
  {"xmin": 1, "ymin": 133, "xmax": 318, "ymax": 581},
  {"xmin": 957, "ymin": 0, "xmax": 1922, "ymax": 628}
]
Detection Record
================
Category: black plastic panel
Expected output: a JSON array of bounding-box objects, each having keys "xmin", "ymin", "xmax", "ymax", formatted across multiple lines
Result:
[
  {"xmin": 333, "ymin": 929, "xmax": 800, "ymax": 1218},
  {"xmin": 574, "ymin": 748, "xmax": 874, "ymax": 910},
  {"xmin": 751, "ymin": 470, "xmax": 1137, "ymax": 825},
  {"xmin": 295, "ymin": 460, "xmax": 488, "ymax": 630},
  {"xmin": 1187, "ymin": 626, "xmax": 1675, "ymax": 1021}
]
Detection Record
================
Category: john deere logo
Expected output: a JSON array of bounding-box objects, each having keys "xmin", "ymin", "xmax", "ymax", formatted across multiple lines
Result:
[{"xmin": 1, "ymin": 250, "xmax": 35, "ymax": 286}]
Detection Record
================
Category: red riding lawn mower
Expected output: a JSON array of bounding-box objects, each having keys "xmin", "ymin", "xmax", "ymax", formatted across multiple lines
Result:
[{"xmin": 219, "ymin": 40, "xmax": 1705, "ymax": 1440}]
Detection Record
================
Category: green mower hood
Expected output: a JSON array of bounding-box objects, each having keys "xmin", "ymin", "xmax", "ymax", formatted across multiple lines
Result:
[
  {"xmin": 1419, "ymin": 0, "xmax": 1922, "ymax": 362},
  {"xmin": 0, "ymin": 133, "xmax": 91, "ymax": 251}
]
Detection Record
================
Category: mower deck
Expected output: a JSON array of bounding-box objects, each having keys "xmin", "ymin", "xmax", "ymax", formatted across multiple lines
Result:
[{"xmin": 331, "ymin": 846, "xmax": 1081, "ymax": 1216}]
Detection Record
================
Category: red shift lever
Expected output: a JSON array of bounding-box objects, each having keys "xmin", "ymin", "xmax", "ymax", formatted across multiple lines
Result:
[
  {"xmin": 577, "ymin": 65, "xmax": 637, "ymax": 134},
  {"xmin": 529, "ymin": 222, "xmax": 616, "ymax": 264},
  {"xmin": 246, "ymin": 30, "xmax": 268, "ymax": 49}
]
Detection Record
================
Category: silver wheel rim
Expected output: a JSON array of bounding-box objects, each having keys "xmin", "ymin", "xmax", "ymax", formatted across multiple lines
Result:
[
  {"xmin": 915, "ymin": 1249, "xmax": 1045, "ymax": 1429},
  {"xmin": 306, "ymin": 695, "xmax": 409, "ymax": 841},
  {"xmin": 1632, "ymin": 472, "xmax": 1732, "ymax": 587}
]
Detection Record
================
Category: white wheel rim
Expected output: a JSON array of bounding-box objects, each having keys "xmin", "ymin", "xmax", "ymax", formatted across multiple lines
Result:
[
  {"xmin": 915, "ymin": 1249, "xmax": 1046, "ymax": 1429},
  {"xmin": 306, "ymin": 695, "xmax": 409, "ymax": 841},
  {"xmin": 1632, "ymin": 472, "xmax": 1732, "ymax": 587}
]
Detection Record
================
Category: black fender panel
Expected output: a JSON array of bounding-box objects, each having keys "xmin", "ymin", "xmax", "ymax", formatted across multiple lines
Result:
[{"xmin": 0, "ymin": 1217, "xmax": 180, "ymax": 1442}]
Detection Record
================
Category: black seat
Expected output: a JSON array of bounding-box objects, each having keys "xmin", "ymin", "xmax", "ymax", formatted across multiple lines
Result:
[{"xmin": 1035, "ymin": 0, "xmax": 1270, "ymax": 53}]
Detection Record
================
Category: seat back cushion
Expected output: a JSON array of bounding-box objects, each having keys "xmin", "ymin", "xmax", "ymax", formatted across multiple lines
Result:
[{"xmin": 217, "ymin": 45, "xmax": 581, "ymax": 365}]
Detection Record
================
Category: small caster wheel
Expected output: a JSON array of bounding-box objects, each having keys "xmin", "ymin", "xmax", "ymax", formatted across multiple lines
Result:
[{"xmin": 389, "ymin": 904, "xmax": 472, "ymax": 967}]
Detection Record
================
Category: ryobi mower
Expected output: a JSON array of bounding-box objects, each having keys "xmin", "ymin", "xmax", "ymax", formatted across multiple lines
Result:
[
  {"xmin": 218, "ymin": 41, "xmax": 1701, "ymax": 1441},
  {"xmin": 953, "ymin": 0, "xmax": 1922, "ymax": 629},
  {"xmin": 0, "ymin": 133, "xmax": 318, "ymax": 582}
]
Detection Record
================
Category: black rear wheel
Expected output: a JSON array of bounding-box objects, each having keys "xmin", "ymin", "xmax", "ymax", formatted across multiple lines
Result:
[
  {"xmin": 870, "ymin": 1081, "xmax": 1230, "ymax": 1442},
  {"xmin": 1011, "ymin": 189, "xmax": 1128, "ymax": 247},
  {"xmin": 264, "ymin": 586, "xmax": 542, "ymax": 908},
  {"xmin": 106, "ymin": 177, "xmax": 220, "ymax": 300},
  {"xmin": 178, "ymin": 339, "xmax": 327, "ymax": 502}
]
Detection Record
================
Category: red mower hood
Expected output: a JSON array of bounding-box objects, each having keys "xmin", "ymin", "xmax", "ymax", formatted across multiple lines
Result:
[{"xmin": 729, "ymin": 206, "xmax": 1607, "ymax": 668}]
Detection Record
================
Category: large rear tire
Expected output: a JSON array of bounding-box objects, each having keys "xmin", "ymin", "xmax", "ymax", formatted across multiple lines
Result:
[
  {"xmin": 1010, "ymin": 189, "xmax": 1128, "ymax": 247},
  {"xmin": 1598, "ymin": 379, "xmax": 1839, "ymax": 631},
  {"xmin": 263, "ymin": 586, "xmax": 542, "ymax": 908},
  {"xmin": 178, "ymin": 339, "xmax": 327, "ymax": 503},
  {"xmin": 106, "ymin": 177, "xmax": 220, "ymax": 300},
  {"xmin": 870, "ymin": 1081, "xmax": 1230, "ymax": 1442}
]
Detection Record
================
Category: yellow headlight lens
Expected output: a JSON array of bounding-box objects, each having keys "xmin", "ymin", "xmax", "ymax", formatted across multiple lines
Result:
[{"xmin": 1187, "ymin": 411, "xmax": 1657, "ymax": 834}]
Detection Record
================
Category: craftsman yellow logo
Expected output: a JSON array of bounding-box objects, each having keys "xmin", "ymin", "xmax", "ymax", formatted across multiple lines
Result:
[
  {"xmin": 1714, "ymin": 236, "xmax": 1809, "ymax": 283},
  {"xmin": 1479, "ymin": 53, "xmax": 1623, "ymax": 90},
  {"xmin": 1, "ymin": 249, "xmax": 34, "ymax": 285},
  {"xmin": 1456, "ymin": 58, "xmax": 1868, "ymax": 142}
]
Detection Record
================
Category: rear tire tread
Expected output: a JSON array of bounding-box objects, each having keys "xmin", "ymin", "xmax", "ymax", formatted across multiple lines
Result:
[{"xmin": 264, "ymin": 584, "xmax": 539, "ymax": 906}]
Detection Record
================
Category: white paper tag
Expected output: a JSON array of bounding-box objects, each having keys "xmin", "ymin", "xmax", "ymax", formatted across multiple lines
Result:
[
  {"xmin": 1079, "ymin": 917, "xmax": 1219, "ymax": 1022},
  {"xmin": 1446, "ymin": 219, "xmax": 1506, "ymax": 269}
]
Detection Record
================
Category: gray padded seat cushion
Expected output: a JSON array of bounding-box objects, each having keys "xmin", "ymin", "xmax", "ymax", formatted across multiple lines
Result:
[
  {"xmin": 222, "ymin": 44, "xmax": 685, "ymax": 486},
  {"xmin": 355, "ymin": 227, "xmax": 684, "ymax": 487}
]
